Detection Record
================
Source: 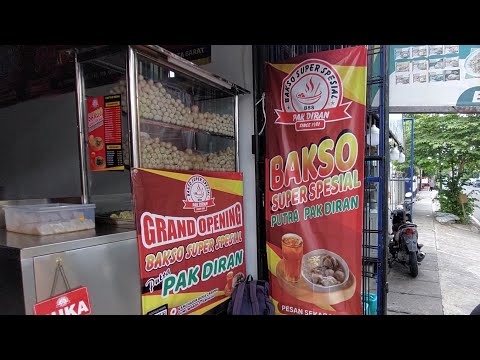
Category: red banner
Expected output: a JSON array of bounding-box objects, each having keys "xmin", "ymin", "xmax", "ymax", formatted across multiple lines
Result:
[
  {"xmin": 265, "ymin": 46, "xmax": 367, "ymax": 315},
  {"xmin": 33, "ymin": 287, "xmax": 92, "ymax": 315},
  {"xmin": 132, "ymin": 169, "xmax": 246, "ymax": 315},
  {"xmin": 275, "ymin": 102, "xmax": 352, "ymax": 126}
]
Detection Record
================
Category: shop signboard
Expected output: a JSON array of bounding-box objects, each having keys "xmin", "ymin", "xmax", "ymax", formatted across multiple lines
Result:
[
  {"xmin": 162, "ymin": 45, "xmax": 212, "ymax": 65},
  {"xmin": 33, "ymin": 287, "xmax": 92, "ymax": 315},
  {"xmin": 389, "ymin": 45, "xmax": 480, "ymax": 113},
  {"xmin": 132, "ymin": 168, "xmax": 246, "ymax": 315},
  {"xmin": 265, "ymin": 46, "xmax": 367, "ymax": 315},
  {"xmin": 86, "ymin": 95, "xmax": 124, "ymax": 171}
]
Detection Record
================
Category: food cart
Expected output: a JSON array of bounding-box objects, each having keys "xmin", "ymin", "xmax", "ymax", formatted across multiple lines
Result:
[{"xmin": 0, "ymin": 45, "xmax": 248, "ymax": 315}]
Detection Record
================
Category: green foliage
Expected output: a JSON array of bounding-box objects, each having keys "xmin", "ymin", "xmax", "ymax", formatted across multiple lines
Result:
[
  {"xmin": 392, "ymin": 120, "xmax": 421, "ymax": 176},
  {"xmin": 406, "ymin": 114, "xmax": 480, "ymax": 221},
  {"xmin": 412, "ymin": 114, "xmax": 480, "ymax": 176},
  {"xmin": 437, "ymin": 176, "xmax": 475, "ymax": 223}
]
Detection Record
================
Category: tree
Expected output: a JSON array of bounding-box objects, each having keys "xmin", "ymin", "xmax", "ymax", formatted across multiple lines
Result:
[{"xmin": 397, "ymin": 114, "xmax": 480, "ymax": 222}]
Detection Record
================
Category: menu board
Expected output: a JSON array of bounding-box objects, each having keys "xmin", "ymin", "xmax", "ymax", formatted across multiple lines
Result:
[
  {"xmin": 87, "ymin": 94, "xmax": 124, "ymax": 171},
  {"xmin": 389, "ymin": 45, "xmax": 480, "ymax": 112}
]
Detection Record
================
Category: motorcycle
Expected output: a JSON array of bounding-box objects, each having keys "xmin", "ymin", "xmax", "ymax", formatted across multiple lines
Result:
[
  {"xmin": 403, "ymin": 192, "xmax": 413, "ymax": 222},
  {"xmin": 388, "ymin": 192, "xmax": 426, "ymax": 277}
]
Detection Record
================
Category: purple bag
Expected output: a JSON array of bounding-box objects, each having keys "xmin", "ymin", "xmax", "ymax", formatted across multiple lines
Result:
[{"xmin": 227, "ymin": 275, "xmax": 275, "ymax": 315}]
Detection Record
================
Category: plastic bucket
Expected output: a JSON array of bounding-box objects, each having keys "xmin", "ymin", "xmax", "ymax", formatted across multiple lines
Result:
[
  {"xmin": 362, "ymin": 302, "xmax": 370, "ymax": 315},
  {"xmin": 361, "ymin": 292, "xmax": 377, "ymax": 315}
]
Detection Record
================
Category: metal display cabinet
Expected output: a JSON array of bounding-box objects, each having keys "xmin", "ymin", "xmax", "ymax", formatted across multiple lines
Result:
[
  {"xmin": 75, "ymin": 45, "xmax": 249, "ymax": 211},
  {"xmin": 64, "ymin": 45, "xmax": 247, "ymax": 315},
  {"xmin": 0, "ymin": 226, "xmax": 139, "ymax": 315}
]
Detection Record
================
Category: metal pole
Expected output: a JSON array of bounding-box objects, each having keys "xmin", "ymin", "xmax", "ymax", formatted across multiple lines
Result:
[
  {"xmin": 126, "ymin": 46, "xmax": 140, "ymax": 168},
  {"xmin": 234, "ymin": 95, "xmax": 240, "ymax": 172},
  {"xmin": 410, "ymin": 118, "xmax": 415, "ymax": 219},
  {"xmin": 403, "ymin": 117, "xmax": 415, "ymax": 220},
  {"xmin": 252, "ymin": 45, "xmax": 268, "ymax": 281},
  {"xmin": 377, "ymin": 45, "xmax": 389, "ymax": 315},
  {"xmin": 74, "ymin": 53, "xmax": 89, "ymax": 204}
]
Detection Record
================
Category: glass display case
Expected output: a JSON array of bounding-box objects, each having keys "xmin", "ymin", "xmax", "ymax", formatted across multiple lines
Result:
[
  {"xmin": 118, "ymin": 50, "xmax": 239, "ymax": 172},
  {"xmin": 74, "ymin": 45, "xmax": 248, "ymax": 217}
]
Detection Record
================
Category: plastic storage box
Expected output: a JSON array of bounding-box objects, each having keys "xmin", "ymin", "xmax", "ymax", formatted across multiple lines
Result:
[{"xmin": 4, "ymin": 203, "xmax": 96, "ymax": 235}]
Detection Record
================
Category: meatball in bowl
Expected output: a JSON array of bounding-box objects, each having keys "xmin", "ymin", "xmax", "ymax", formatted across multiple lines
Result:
[{"xmin": 301, "ymin": 249, "xmax": 350, "ymax": 292}]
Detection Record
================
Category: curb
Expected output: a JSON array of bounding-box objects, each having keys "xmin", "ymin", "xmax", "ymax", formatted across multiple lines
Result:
[{"xmin": 471, "ymin": 215, "xmax": 480, "ymax": 228}]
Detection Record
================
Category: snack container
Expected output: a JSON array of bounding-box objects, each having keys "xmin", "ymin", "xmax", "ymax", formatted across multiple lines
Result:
[{"xmin": 4, "ymin": 203, "xmax": 96, "ymax": 235}]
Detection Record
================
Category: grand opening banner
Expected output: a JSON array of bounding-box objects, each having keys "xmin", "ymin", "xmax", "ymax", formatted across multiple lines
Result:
[
  {"xmin": 265, "ymin": 46, "xmax": 366, "ymax": 315},
  {"xmin": 133, "ymin": 169, "xmax": 245, "ymax": 315}
]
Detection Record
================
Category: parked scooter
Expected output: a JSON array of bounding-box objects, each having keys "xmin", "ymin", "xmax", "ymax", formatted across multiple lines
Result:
[
  {"xmin": 403, "ymin": 192, "xmax": 413, "ymax": 222},
  {"xmin": 388, "ymin": 192, "xmax": 426, "ymax": 277}
]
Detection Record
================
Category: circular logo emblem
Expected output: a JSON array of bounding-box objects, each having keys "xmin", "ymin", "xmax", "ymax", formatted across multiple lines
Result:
[
  {"xmin": 292, "ymin": 74, "xmax": 328, "ymax": 111},
  {"xmin": 56, "ymin": 296, "xmax": 70, "ymax": 308},
  {"xmin": 184, "ymin": 175, "xmax": 215, "ymax": 212},
  {"xmin": 274, "ymin": 58, "xmax": 351, "ymax": 131},
  {"xmin": 283, "ymin": 59, "xmax": 342, "ymax": 112},
  {"xmin": 185, "ymin": 175, "xmax": 211, "ymax": 203}
]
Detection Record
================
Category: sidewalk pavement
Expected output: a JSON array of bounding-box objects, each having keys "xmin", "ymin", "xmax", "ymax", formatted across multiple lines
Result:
[
  {"xmin": 433, "ymin": 208, "xmax": 480, "ymax": 314},
  {"xmin": 387, "ymin": 190, "xmax": 444, "ymax": 315},
  {"xmin": 387, "ymin": 191, "xmax": 443, "ymax": 315},
  {"xmin": 387, "ymin": 190, "xmax": 480, "ymax": 315}
]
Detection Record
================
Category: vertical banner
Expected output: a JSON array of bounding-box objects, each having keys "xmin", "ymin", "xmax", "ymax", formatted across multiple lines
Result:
[
  {"xmin": 132, "ymin": 169, "xmax": 246, "ymax": 315},
  {"xmin": 87, "ymin": 94, "xmax": 124, "ymax": 171},
  {"xmin": 265, "ymin": 46, "xmax": 367, "ymax": 315}
]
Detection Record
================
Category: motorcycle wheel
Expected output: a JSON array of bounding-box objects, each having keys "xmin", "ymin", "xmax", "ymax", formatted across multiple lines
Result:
[{"xmin": 409, "ymin": 252, "xmax": 418, "ymax": 277}]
